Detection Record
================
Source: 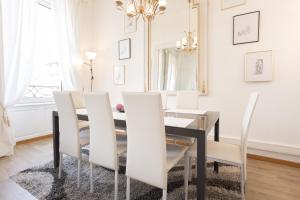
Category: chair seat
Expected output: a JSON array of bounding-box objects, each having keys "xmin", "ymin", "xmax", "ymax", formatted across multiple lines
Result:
[
  {"xmin": 187, "ymin": 140, "xmax": 242, "ymax": 165},
  {"xmin": 79, "ymin": 130, "xmax": 90, "ymax": 146},
  {"xmin": 78, "ymin": 120, "xmax": 89, "ymax": 131},
  {"xmin": 166, "ymin": 144, "xmax": 189, "ymax": 171}
]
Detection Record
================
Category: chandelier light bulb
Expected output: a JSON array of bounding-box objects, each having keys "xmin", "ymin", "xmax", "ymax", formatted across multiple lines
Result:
[
  {"xmin": 126, "ymin": 3, "xmax": 136, "ymax": 18},
  {"xmin": 158, "ymin": 0, "xmax": 167, "ymax": 12}
]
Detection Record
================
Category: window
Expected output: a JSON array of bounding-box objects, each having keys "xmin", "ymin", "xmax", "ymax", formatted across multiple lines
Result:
[{"xmin": 20, "ymin": 0, "xmax": 61, "ymax": 104}]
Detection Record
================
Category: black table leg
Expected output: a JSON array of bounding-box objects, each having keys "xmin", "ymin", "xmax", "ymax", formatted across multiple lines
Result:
[
  {"xmin": 197, "ymin": 134, "xmax": 207, "ymax": 200},
  {"xmin": 52, "ymin": 112, "xmax": 60, "ymax": 168},
  {"xmin": 214, "ymin": 119, "xmax": 219, "ymax": 173}
]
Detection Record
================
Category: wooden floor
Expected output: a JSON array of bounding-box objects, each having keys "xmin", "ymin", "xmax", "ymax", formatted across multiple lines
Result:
[{"xmin": 0, "ymin": 137, "xmax": 299, "ymax": 200}]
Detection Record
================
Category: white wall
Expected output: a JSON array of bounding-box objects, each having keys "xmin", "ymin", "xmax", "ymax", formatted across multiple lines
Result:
[
  {"xmin": 80, "ymin": 0, "xmax": 145, "ymax": 105},
  {"xmin": 80, "ymin": 0, "xmax": 300, "ymax": 162}
]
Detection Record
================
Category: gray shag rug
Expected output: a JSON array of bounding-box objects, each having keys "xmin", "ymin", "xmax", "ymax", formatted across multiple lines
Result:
[{"xmin": 11, "ymin": 149, "xmax": 242, "ymax": 200}]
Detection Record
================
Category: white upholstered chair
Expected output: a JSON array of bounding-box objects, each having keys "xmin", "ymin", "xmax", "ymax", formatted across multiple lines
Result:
[
  {"xmin": 70, "ymin": 91, "xmax": 89, "ymax": 131},
  {"xmin": 123, "ymin": 92, "xmax": 188, "ymax": 200},
  {"xmin": 184, "ymin": 92, "xmax": 259, "ymax": 199},
  {"xmin": 70, "ymin": 90, "xmax": 86, "ymax": 109},
  {"xmin": 53, "ymin": 92, "xmax": 90, "ymax": 188},
  {"xmin": 168, "ymin": 91, "xmax": 199, "ymax": 146},
  {"xmin": 85, "ymin": 93, "xmax": 126, "ymax": 199}
]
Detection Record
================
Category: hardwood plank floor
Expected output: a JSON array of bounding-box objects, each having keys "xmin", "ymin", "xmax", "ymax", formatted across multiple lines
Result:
[{"xmin": 0, "ymin": 137, "xmax": 299, "ymax": 200}]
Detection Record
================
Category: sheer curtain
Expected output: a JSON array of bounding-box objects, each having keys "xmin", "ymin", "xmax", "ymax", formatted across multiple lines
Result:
[
  {"xmin": 53, "ymin": 0, "xmax": 82, "ymax": 90},
  {"xmin": 0, "ymin": 0, "xmax": 38, "ymax": 157}
]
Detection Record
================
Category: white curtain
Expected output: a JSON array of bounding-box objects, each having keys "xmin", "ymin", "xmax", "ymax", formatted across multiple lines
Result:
[
  {"xmin": 53, "ymin": 0, "xmax": 82, "ymax": 90},
  {"xmin": 0, "ymin": 0, "xmax": 38, "ymax": 157}
]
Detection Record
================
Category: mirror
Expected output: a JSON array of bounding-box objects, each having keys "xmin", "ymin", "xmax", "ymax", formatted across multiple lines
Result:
[
  {"xmin": 155, "ymin": 47, "xmax": 197, "ymax": 91},
  {"xmin": 146, "ymin": 0, "xmax": 208, "ymax": 94}
]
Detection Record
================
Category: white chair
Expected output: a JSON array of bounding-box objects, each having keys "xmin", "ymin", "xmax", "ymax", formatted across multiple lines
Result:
[
  {"xmin": 123, "ymin": 92, "xmax": 188, "ymax": 200},
  {"xmin": 70, "ymin": 90, "xmax": 86, "ymax": 109},
  {"xmin": 168, "ymin": 91, "xmax": 199, "ymax": 146},
  {"xmin": 85, "ymin": 93, "xmax": 126, "ymax": 199},
  {"xmin": 184, "ymin": 92, "xmax": 259, "ymax": 200},
  {"xmin": 53, "ymin": 92, "xmax": 90, "ymax": 188}
]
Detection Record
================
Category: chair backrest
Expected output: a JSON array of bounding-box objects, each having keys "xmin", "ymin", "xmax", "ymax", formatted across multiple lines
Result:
[
  {"xmin": 123, "ymin": 92, "xmax": 167, "ymax": 189},
  {"xmin": 71, "ymin": 90, "xmax": 86, "ymax": 109},
  {"xmin": 240, "ymin": 92, "xmax": 259, "ymax": 177},
  {"xmin": 176, "ymin": 91, "xmax": 199, "ymax": 109},
  {"xmin": 53, "ymin": 92, "xmax": 80, "ymax": 158},
  {"xmin": 85, "ymin": 92, "xmax": 118, "ymax": 170}
]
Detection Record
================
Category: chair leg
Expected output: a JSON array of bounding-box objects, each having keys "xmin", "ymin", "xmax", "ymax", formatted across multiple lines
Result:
[
  {"xmin": 126, "ymin": 176, "xmax": 130, "ymax": 200},
  {"xmin": 162, "ymin": 189, "xmax": 167, "ymax": 200},
  {"xmin": 240, "ymin": 164, "xmax": 245, "ymax": 199},
  {"xmin": 184, "ymin": 155, "xmax": 190, "ymax": 200},
  {"xmin": 77, "ymin": 159, "xmax": 81, "ymax": 188},
  {"xmin": 58, "ymin": 152, "xmax": 63, "ymax": 178},
  {"xmin": 115, "ymin": 170, "xmax": 118, "ymax": 200},
  {"xmin": 90, "ymin": 163, "xmax": 93, "ymax": 193}
]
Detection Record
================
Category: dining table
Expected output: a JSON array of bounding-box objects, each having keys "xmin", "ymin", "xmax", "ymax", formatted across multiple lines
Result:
[{"xmin": 52, "ymin": 109, "xmax": 220, "ymax": 200}]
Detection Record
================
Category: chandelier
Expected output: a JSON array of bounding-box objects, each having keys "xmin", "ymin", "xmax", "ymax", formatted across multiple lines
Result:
[
  {"xmin": 115, "ymin": 0, "xmax": 167, "ymax": 22},
  {"xmin": 176, "ymin": 0, "xmax": 197, "ymax": 52}
]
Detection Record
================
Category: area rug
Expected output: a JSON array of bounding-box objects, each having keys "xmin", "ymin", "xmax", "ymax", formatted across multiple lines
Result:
[{"xmin": 11, "ymin": 150, "xmax": 242, "ymax": 200}]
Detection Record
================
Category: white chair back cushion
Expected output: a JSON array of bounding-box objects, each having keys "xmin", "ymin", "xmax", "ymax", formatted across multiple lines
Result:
[
  {"xmin": 53, "ymin": 92, "xmax": 80, "ymax": 158},
  {"xmin": 123, "ymin": 92, "xmax": 167, "ymax": 189},
  {"xmin": 85, "ymin": 92, "xmax": 118, "ymax": 170},
  {"xmin": 176, "ymin": 91, "xmax": 199, "ymax": 109},
  {"xmin": 241, "ymin": 92, "xmax": 259, "ymax": 166},
  {"xmin": 71, "ymin": 91, "xmax": 86, "ymax": 109}
]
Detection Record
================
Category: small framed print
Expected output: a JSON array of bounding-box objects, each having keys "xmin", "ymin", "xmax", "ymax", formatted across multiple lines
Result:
[
  {"xmin": 245, "ymin": 50, "xmax": 273, "ymax": 82},
  {"xmin": 124, "ymin": 17, "xmax": 137, "ymax": 34},
  {"xmin": 114, "ymin": 65, "xmax": 125, "ymax": 85},
  {"xmin": 119, "ymin": 38, "xmax": 131, "ymax": 60},
  {"xmin": 233, "ymin": 11, "xmax": 260, "ymax": 45},
  {"xmin": 222, "ymin": 0, "xmax": 246, "ymax": 10}
]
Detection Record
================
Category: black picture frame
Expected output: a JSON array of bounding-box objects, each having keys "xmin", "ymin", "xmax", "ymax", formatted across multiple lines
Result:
[
  {"xmin": 118, "ymin": 38, "xmax": 131, "ymax": 60},
  {"xmin": 233, "ymin": 11, "xmax": 260, "ymax": 45}
]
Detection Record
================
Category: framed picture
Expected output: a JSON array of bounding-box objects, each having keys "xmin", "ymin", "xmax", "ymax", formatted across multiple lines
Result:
[
  {"xmin": 222, "ymin": 0, "xmax": 246, "ymax": 10},
  {"xmin": 124, "ymin": 17, "xmax": 137, "ymax": 34},
  {"xmin": 245, "ymin": 50, "xmax": 273, "ymax": 82},
  {"xmin": 119, "ymin": 38, "xmax": 131, "ymax": 60},
  {"xmin": 114, "ymin": 65, "xmax": 125, "ymax": 85},
  {"xmin": 233, "ymin": 11, "xmax": 260, "ymax": 45}
]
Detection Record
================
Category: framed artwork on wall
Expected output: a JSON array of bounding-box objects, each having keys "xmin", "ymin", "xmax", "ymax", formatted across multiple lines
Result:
[
  {"xmin": 221, "ymin": 0, "xmax": 246, "ymax": 10},
  {"xmin": 114, "ymin": 65, "xmax": 125, "ymax": 85},
  {"xmin": 245, "ymin": 50, "xmax": 273, "ymax": 82},
  {"xmin": 233, "ymin": 11, "xmax": 260, "ymax": 45},
  {"xmin": 119, "ymin": 38, "xmax": 131, "ymax": 60},
  {"xmin": 124, "ymin": 17, "xmax": 137, "ymax": 34}
]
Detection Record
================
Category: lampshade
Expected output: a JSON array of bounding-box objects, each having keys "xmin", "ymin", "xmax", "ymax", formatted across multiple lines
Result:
[{"xmin": 85, "ymin": 51, "xmax": 97, "ymax": 60}]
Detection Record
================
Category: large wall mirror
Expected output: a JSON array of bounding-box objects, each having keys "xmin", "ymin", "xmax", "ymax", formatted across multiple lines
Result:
[{"xmin": 145, "ymin": 0, "xmax": 208, "ymax": 94}]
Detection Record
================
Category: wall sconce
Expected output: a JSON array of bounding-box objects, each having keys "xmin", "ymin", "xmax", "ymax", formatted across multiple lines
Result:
[{"xmin": 84, "ymin": 51, "xmax": 96, "ymax": 92}]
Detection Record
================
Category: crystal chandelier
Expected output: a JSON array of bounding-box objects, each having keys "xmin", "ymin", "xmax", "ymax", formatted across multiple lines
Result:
[
  {"xmin": 176, "ymin": 0, "xmax": 197, "ymax": 52},
  {"xmin": 115, "ymin": 0, "xmax": 167, "ymax": 22}
]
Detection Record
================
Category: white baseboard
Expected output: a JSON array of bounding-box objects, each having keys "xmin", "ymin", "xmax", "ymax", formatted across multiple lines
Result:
[
  {"xmin": 16, "ymin": 132, "xmax": 53, "ymax": 142},
  {"xmin": 208, "ymin": 135, "xmax": 300, "ymax": 163}
]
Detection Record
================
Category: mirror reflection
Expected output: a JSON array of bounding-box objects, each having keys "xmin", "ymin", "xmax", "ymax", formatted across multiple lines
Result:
[{"xmin": 151, "ymin": 0, "xmax": 198, "ymax": 91}]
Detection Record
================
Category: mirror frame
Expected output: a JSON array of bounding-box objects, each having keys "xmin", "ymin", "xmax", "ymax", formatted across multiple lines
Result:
[{"xmin": 144, "ymin": 0, "xmax": 208, "ymax": 95}]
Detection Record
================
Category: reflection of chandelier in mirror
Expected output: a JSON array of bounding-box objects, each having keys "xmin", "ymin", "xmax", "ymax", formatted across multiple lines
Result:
[
  {"xmin": 114, "ymin": 0, "xmax": 167, "ymax": 22},
  {"xmin": 176, "ymin": 0, "xmax": 197, "ymax": 52}
]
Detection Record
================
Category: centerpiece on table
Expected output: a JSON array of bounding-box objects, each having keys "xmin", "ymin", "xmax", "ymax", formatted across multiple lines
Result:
[{"xmin": 116, "ymin": 104, "xmax": 125, "ymax": 113}]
